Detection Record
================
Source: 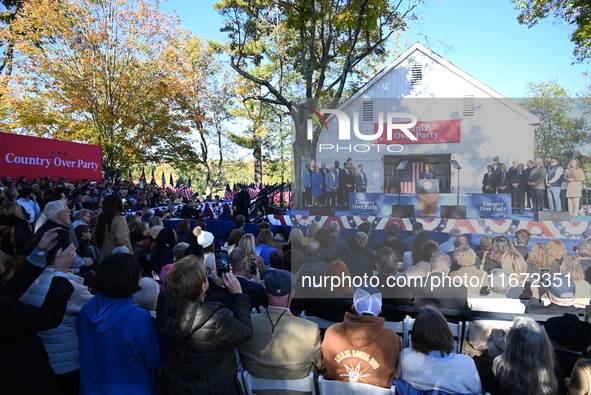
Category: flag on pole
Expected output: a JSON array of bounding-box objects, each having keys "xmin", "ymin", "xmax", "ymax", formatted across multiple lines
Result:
[
  {"xmin": 128, "ymin": 170, "xmax": 133, "ymax": 183},
  {"xmin": 139, "ymin": 167, "xmax": 146, "ymax": 188},
  {"xmin": 184, "ymin": 178, "xmax": 193, "ymax": 199},
  {"xmin": 150, "ymin": 168, "xmax": 156, "ymax": 185},
  {"xmin": 175, "ymin": 175, "xmax": 185, "ymax": 196},
  {"xmin": 170, "ymin": 174, "xmax": 175, "ymax": 192},
  {"xmin": 400, "ymin": 162, "xmax": 424, "ymax": 193},
  {"xmin": 115, "ymin": 168, "xmax": 122, "ymax": 183},
  {"xmin": 247, "ymin": 184, "xmax": 257, "ymax": 199},
  {"xmin": 161, "ymin": 172, "xmax": 166, "ymax": 190},
  {"xmin": 104, "ymin": 167, "xmax": 111, "ymax": 183},
  {"xmin": 225, "ymin": 184, "xmax": 233, "ymax": 201}
]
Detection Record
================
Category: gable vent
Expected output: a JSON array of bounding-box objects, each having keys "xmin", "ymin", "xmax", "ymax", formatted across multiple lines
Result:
[
  {"xmin": 463, "ymin": 95, "xmax": 475, "ymax": 117},
  {"xmin": 362, "ymin": 100, "xmax": 374, "ymax": 122},
  {"xmin": 411, "ymin": 64, "xmax": 423, "ymax": 86}
]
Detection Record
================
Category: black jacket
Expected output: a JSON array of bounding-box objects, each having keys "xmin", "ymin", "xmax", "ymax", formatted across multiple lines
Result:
[
  {"xmin": 156, "ymin": 292, "xmax": 252, "ymax": 395},
  {"xmin": 0, "ymin": 261, "xmax": 74, "ymax": 395}
]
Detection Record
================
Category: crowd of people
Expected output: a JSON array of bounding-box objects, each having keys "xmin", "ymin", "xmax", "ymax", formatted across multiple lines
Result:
[
  {"xmin": 482, "ymin": 156, "xmax": 586, "ymax": 220},
  {"xmin": 3, "ymin": 175, "xmax": 591, "ymax": 394}
]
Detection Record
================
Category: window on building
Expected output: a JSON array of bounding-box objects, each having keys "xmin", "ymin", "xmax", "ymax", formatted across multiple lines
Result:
[
  {"xmin": 411, "ymin": 64, "xmax": 423, "ymax": 86},
  {"xmin": 463, "ymin": 95, "xmax": 475, "ymax": 117},
  {"xmin": 362, "ymin": 100, "xmax": 374, "ymax": 122}
]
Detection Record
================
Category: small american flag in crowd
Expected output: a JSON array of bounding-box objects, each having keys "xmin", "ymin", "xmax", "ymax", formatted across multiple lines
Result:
[
  {"xmin": 400, "ymin": 162, "xmax": 424, "ymax": 193},
  {"xmin": 183, "ymin": 178, "xmax": 193, "ymax": 199}
]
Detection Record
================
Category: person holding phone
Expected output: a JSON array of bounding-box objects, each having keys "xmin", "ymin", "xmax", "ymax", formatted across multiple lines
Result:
[{"xmin": 156, "ymin": 255, "xmax": 252, "ymax": 395}]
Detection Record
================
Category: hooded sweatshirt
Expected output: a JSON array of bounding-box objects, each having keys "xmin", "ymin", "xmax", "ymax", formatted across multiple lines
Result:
[
  {"xmin": 76, "ymin": 294, "xmax": 160, "ymax": 395},
  {"xmin": 322, "ymin": 312, "xmax": 401, "ymax": 388}
]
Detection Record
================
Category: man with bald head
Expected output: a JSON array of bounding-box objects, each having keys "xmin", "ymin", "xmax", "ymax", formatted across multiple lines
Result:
[{"xmin": 527, "ymin": 158, "xmax": 547, "ymax": 221}]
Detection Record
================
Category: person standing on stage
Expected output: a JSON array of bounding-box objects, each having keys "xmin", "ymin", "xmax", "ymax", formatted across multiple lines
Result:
[
  {"xmin": 339, "ymin": 162, "xmax": 355, "ymax": 208},
  {"xmin": 545, "ymin": 157, "xmax": 564, "ymax": 212},
  {"xmin": 482, "ymin": 165, "xmax": 497, "ymax": 194},
  {"xmin": 496, "ymin": 165, "xmax": 511, "ymax": 194},
  {"xmin": 565, "ymin": 158, "xmax": 585, "ymax": 217},
  {"xmin": 302, "ymin": 163, "xmax": 312, "ymax": 207},
  {"xmin": 527, "ymin": 158, "xmax": 547, "ymax": 221},
  {"xmin": 492, "ymin": 156, "xmax": 504, "ymax": 175},
  {"xmin": 524, "ymin": 159, "xmax": 534, "ymax": 208},
  {"xmin": 311, "ymin": 166, "xmax": 323, "ymax": 206},
  {"xmin": 419, "ymin": 163, "xmax": 435, "ymax": 179},
  {"xmin": 232, "ymin": 184, "xmax": 251, "ymax": 221},
  {"xmin": 355, "ymin": 164, "xmax": 368, "ymax": 193},
  {"xmin": 510, "ymin": 163, "xmax": 527, "ymax": 214},
  {"xmin": 325, "ymin": 166, "xmax": 339, "ymax": 208},
  {"xmin": 319, "ymin": 162, "xmax": 328, "ymax": 205}
]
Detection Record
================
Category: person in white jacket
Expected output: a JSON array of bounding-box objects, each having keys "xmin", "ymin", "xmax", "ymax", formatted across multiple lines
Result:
[{"xmin": 20, "ymin": 242, "xmax": 93, "ymax": 395}]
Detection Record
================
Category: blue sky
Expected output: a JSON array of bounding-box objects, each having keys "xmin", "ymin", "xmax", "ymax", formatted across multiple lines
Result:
[{"xmin": 161, "ymin": 0, "xmax": 589, "ymax": 98}]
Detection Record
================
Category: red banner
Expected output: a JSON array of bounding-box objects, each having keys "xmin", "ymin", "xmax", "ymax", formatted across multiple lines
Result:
[
  {"xmin": 0, "ymin": 132, "xmax": 102, "ymax": 181},
  {"xmin": 374, "ymin": 119, "xmax": 461, "ymax": 145}
]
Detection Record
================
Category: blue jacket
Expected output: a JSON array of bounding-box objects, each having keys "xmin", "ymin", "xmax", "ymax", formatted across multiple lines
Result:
[{"xmin": 77, "ymin": 294, "xmax": 160, "ymax": 395}]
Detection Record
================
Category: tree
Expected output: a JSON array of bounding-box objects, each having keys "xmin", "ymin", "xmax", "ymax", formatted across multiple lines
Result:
[
  {"xmin": 2, "ymin": 0, "xmax": 192, "ymax": 172},
  {"xmin": 214, "ymin": 0, "xmax": 424, "ymax": 207},
  {"xmin": 512, "ymin": 0, "xmax": 591, "ymax": 63},
  {"xmin": 162, "ymin": 33, "xmax": 237, "ymax": 196},
  {"xmin": 522, "ymin": 80, "xmax": 591, "ymax": 159}
]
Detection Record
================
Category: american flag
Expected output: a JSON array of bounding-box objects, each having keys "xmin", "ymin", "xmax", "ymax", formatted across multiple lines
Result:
[
  {"xmin": 161, "ymin": 172, "xmax": 166, "ymax": 190},
  {"xmin": 175, "ymin": 175, "xmax": 185, "ymax": 196},
  {"xmin": 184, "ymin": 178, "xmax": 193, "ymax": 199},
  {"xmin": 224, "ymin": 184, "xmax": 234, "ymax": 201},
  {"xmin": 247, "ymin": 184, "xmax": 258, "ymax": 199},
  {"xmin": 169, "ymin": 174, "xmax": 175, "ymax": 193},
  {"xmin": 400, "ymin": 162, "xmax": 424, "ymax": 193},
  {"xmin": 139, "ymin": 168, "xmax": 146, "ymax": 188}
]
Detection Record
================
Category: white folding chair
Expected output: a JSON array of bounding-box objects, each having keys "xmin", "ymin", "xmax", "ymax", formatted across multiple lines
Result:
[
  {"xmin": 299, "ymin": 311, "xmax": 336, "ymax": 330},
  {"xmin": 242, "ymin": 370, "xmax": 316, "ymax": 395},
  {"xmin": 383, "ymin": 320, "xmax": 405, "ymax": 348},
  {"xmin": 317, "ymin": 375, "xmax": 395, "ymax": 394}
]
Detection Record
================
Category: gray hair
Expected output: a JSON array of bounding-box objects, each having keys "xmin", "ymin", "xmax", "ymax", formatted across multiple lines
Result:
[
  {"xmin": 488, "ymin": 269, "xmax": 511, "ymax": 294},
  {"xmin": 173, "ymin": 242, "xmax": 190, "ymax": 261},
  {"xmin": 328, "ymin": 220, "xmax": 340, "ymax": 235},
  {"xmin": 430, "ymin": 252, "xmax": 451, "ymax": 274},
  {"xmin": 576, "ymin": 240, "xmax": 591, "ymax": 259},
  {"xmin": 73, "ymin": 209, "xmax": 91, "ymax": 221},
  {"xmin": 133, "ymin": 277, "xmax": 160, "ymax": 312},
  {"xmin": 44, "ymin": 200, "xmax": 68, "ymax": 220}
]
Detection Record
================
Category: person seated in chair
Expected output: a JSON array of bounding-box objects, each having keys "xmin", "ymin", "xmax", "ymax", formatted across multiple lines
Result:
[
  {"xmin": 322, "ymin": 287, "xmax": 401, "ymax": 388},
  {"xmin": 239, "ymin": 269, "xmax": 323, "ymax": 391}
]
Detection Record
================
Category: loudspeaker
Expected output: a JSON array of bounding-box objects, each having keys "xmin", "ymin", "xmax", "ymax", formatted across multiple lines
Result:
[
  {"xmin": 440, "ymin": 205, "xmax": 467, "ymax": 219},
  {"xmin": 538, "ymin": 211, "xmax": 570, "ymax": 222},
  {"xmin": 267, "ymin": 205, "xmax": 286, "ymax": 215},
  {"xmin": 391, "ymin": 205, "xmax": 414, "ymax": 218},
  {"xmin": 309, "ymin": 206, "xmax": 335, "ymax": 216}
]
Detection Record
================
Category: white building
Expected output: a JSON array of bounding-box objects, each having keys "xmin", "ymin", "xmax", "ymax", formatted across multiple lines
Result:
[{"xmin": 315, "ymin": 42, "xmax": 538, "ymax": 194}]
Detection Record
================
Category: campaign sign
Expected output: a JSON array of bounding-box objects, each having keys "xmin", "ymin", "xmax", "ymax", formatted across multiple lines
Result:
[{"xmin": 0, "ymin": 132, "xmax": 102, "ymax": 181}]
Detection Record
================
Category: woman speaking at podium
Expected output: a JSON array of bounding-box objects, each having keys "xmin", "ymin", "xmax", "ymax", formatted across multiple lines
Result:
[{"xmin": 420, "ymin": 163, "xmax": 435, "ymax": 180}]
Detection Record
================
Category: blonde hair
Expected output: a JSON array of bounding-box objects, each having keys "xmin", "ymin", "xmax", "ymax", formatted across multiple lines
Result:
[
  {"xmin": 164, "ymin": 255, "xmax": 206, "ymax": 300},
  {"xmin": 527, "ymin": 243, "xmax": 555, "ymax": 271},
  {"xmin": 0, "ymin": 201, "xmax": 25, "ymax": 220},
  {"xmin": 501, "ymin": 251, "xmax": 527, "ymax": 275},
  {"xmin": 560, "ymin": 253, "xmax": 584, "ymax": 281},
  {"xmin": 288, "ymin": 228, "xmax": 304, "ymax": 244},
  {"xmin": 306, "ymin": 222, "xmax": 320, "ymax": 238},
  {"xmin": 479, "ymin": 236, "xmax": 493, "ymax": 267},
  {"xmin": 150, "ymin": 225, "xmax": 164, "ymax": 239},
  {"xmin": 454, "ymin": 245, "xmax": 477, "ymax": 268},
  {"xmin": 239, "ymin": 233, "xmax": 257, "ymax": 256},
  {"xmin": 547, "ymin": 240, "xmax": 567, "ymax": 262},
  {"xmin": 569, "ymin": 158, "xmax": 580, "ymax": 169}
]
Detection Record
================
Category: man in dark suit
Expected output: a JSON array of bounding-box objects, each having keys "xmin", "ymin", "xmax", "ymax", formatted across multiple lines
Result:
[
  {"xmin": 232, "ymin": 183, "xmax": 251, "ymax": 221},
  {"xmin": 339, "ymin": 162, "xmax": 355, "ymax": 208},
  {"xmin": 527, "ymin": 158, "xmax": 547, "ymax": 221},
  {"xmin": 376, "ymin": 222, "xmax": 408, "ymax": 255},
  {"xmin": 496, "ymin": 165, "xmax": 511, "ymax": 194},
  {"xmin": 412, "ymin": 252, "xmax": 468, "ymax": 310},
  {"xmin": 510, "ymin": 163, "xmax": 527, "ymax": 214},
  {"xmin": 482, "ymin": 165, "xmax": 498, "ymax": 193},
  {"xmin": 328, "ymin": 221, "xmax": 348, "ymax": 253},
  {"xmin": 492, "ymin": 156, "xmax": 505, "ymax": 175}
]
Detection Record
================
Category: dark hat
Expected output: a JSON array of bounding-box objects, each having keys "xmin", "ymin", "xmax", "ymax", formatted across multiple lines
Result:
[
  {"xmin": 264, "ymin": 269, "xmax": 295, "ymax": 297},
  {"xmin": 546, "ymin": 274, "xmax": 575, "ymax": 299}
]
